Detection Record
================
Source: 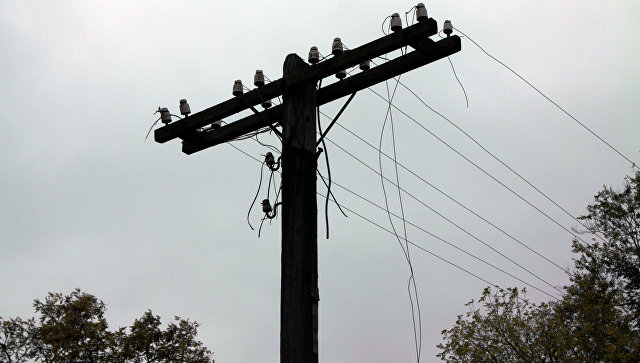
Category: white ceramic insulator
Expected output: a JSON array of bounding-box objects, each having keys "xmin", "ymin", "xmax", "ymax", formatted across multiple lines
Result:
[
  {"xmin": 443, "ymin": 20, "xmax": 453, "ymax": 35},
  {"xmin": 416, "ymin": 3, "xmax": 428, "ymax": 22},
  {"xmin": 254, "ymin": 70, "xmax": 265, "ymax": 87},
  {"xmin": 390, "ymin": 13, "xmax": 402, "ymax": 32},
  {"xmin": 332, "ymin": 38, "xmax": 343, "ymax": 56},
  {"xmin": 160, "ymin": 107, "xmax": 171, "ymax": 124},
  {"xmin": 179, "ymin": 99, "xmax": 191, "ymax": 116},
  {"xmin": 233, "ymin": 80, "xmax": 243, "ymax": 96},
  {"xmin": 308, "ymin": 46, "xmax": 320, "ymax": 64}
]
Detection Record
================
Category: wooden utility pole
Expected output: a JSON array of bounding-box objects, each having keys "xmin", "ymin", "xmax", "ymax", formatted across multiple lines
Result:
[
  {"xmin": 153, "ymin": 16, "xmax": 460, "ymax": 363},
  {"xmin": 280, "ymin": 54, "xmax": 318, "ymax": 362}
]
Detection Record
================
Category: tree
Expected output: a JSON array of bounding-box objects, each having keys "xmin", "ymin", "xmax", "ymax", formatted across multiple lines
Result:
[
  {"xmin": 438, "ymin": 172, "xmax": 640, "ymax": 362},
  {"xmin": 0, "ymin": 289, "xmax": 213, "ymax": 363},
  {"xmin": 436, "ymin": 287, "xmax": 567, "ymax": 362},
  {"xmin": 573, "ymin": 171, "xmax": 640, "ymax": 327}
]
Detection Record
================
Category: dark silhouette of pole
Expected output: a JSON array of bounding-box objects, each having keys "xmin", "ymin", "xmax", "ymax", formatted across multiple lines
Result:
[
  {"xmin": 280, "ymin": 54, "xmax": 319, "ymax": 363},
  {"xmin": 152, "ymin": 17, "xmax": 461, "ymax": 363}
]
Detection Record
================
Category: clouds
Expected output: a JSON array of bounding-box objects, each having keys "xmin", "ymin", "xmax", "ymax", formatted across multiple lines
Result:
[{"xmin": 1, "ymin": 1, "xmax": 639, "ymax": 362}]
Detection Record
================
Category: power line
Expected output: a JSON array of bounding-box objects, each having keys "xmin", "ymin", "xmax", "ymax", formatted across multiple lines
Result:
[
  {"xmin": 453, "ymin": 26, "xmax": 638, "ymax": 170},
  {"xmin": 378, "ymin": 75, "xmax": 422, "ymax": 363},
  {"xmin": 328, "ymin": 177, "xmax": 561, "ymax": 300},
  {"xmin": 446, "ymin": 57, "xmax": 468, "ymax": 108},
  {"xmin": 323, "ymin": 135, "xmax": 564, "ymax": 296},
  {"xmin": 391, "ymin": 77, "xmax": 609, "ymax": 246},
  {"xmin": 323, "ymin": 111, "xmax": 568, "ymax": 274},
  {"xmin": 228, "ymin": 142, "xmax": 561, "ymax": 300},
  {"xmin": 367, "ymin": 87, "xmax": 592, "ymax": 248}
]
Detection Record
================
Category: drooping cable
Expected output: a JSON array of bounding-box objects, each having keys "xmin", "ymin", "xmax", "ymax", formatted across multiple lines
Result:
[
  {"xmin": 447, "ymin": 57, "xmax": 469, "ymax": 108},
  {"xmin": 229, "ymin": 142, "xmax": 561, "ymax": 300},
  {"xmin": 453, "ymin": 26, "xmax": 638, "ymax": 170},
  {"xmin": 368, "ymin": 86, "xmax": 592, "ymax": 248},
  {"xmin": 317, "ymin": 170, "xmax": 348, "ymax": 218},
  {"xmin": 328, "ymin": 178, "xmax": 561, "ymax": 300},
  {"xmin": 246, "ymin": 159, "xmax": 266, "ymax": 231},
  {"xmin": 379, "ymin": 74, "xmax": 422, "ymax": 362},
  {"xmin": 390, "ymin": 72, "xmax": 609, "ymax": 245},
  {"xmin": 317, "ymin": 79, "xmax": 332, "ymax": 238},
  {"xmin": 336, "ymin": 200, "xmax": 500, "ymax": 288},
  {"xmin": 323, "ymin": 113, "xmax": 567, "ymax": 274},
  {"xmin": 144, "ymin": 117, "xmax": 161, "ymax": 141},
  {"xmin": 323, "ymin": 135, "xmax": 565, "ymax": 295}
]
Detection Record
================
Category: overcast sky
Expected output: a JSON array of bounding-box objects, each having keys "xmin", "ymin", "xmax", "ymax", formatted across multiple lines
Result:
[{"xmin": 1, "ymin": 1, "xmax": 639, "ymax": 362}]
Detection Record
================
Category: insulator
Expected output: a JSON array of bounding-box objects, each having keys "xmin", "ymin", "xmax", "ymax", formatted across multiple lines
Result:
[
  {"xmin": 254, "ymin": 70, "xmax": 265, "ymax": 87},
  {"xmin": 416, "ymin": 3, "xmax": 428, "ymax": 22},
  {"xmin": 179, "ymin": 99, "xmax": 191, "ymax": 116},
  {"xmin": 332, "ymin": 37, "xmax": 343, "ymax": 56},
  {"xmin": 261, "ymin": 99, "xmax": 272, "ymax": 109},
  {"xmin": 308, "ymin": 46, "xmax": 320, "ymax": 64},
  {"xmin": 443, "ymin": 20, "xmax": 453, "ymax": 36},
  {"xmin": 160, "ymin": 107, "xmax": 171, "ymax": 125},
  {"xmin": 390, "ymin": 13, "xmax": 402, "ymax": 32},
  {"xmin": 359, "ymin": 60, "xmax": 370, "ymax": 71},
  {"xmin": 261, "ymin": 199, "xmax": 272, "ymax": 213},
  {"xmin": 210, "ymin": 120, "xmax": 222, "ymax": 129},
  {"xmin": 265, "ymin": 152, "xmax": 275, "ymax": 167},
  {"xmin": 232, "ymin": 80, "xmax": 243, "ymax": 96},
  {"xmin": 336, "ymin": 69, "xmax": 346, "ymax": 79}
]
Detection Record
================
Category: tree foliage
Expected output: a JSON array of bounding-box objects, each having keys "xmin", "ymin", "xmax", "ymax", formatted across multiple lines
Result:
[
  {"xmin": 438, "ymin": 172, "xmax": 640, "ymax": 362},
  {"xmin": 573, "ymin": 171, "xmax": 640, "ymax": 327},
  {"xmin": 0, "ymin": 289, "xmax": 213, "ymax": 363},
  {"xmin": 437, "ymin": 287, "xmax": 565, "ymax": 362}
]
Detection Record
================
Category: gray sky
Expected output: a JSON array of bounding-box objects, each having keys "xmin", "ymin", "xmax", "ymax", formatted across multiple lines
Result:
[{"xmin": 1, "ymin": 1, "xmax": 639, "ymax": 362}]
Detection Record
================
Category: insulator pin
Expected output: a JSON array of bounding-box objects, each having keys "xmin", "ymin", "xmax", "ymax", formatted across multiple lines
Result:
[
  {"xmin": 443, "ymin": 20, "xmax": 453, "ymax": 36},
  {"xmin": 160, "ymin": 107, "xmax": 171, "ymax": 125},
  {"xmin": 416, "ymin": 3, "xmax": 428, "ymax": 22},
  {"xmin": 308, "ymin": 46, "xmax": 320, "ymax": 64},
  {"xmin": 336, "ymin": 69, "xmax": 346, "ymax": 79},
  {"xmin": 359, "ymin": 60, "xmax": 370, "ymax": 71},
  {"xmin": 179, "ymin": 99, "xmax": 191, "ymax": 116},
  {"xmin": 233, "ymin": 80, "xmax": 243, "ymax": 96},
  {"xmin": 261, "ymin": 99, "xmax": 272, "ymax": 109},
  {"xmin": 254, "ymin": 70, "xmax": 265, "ymax": 87},
  {"xmin": 390, "ymin": 13, "xmax": 402, "ymax": 32},
  {"xmin": 332, "ymin": 37, "xmax": 343, "ymax": 56}
]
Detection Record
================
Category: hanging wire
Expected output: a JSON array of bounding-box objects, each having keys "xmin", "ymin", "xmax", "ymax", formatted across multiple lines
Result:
[
  {"xmin": 317, "ymin": 170, "xmax": 348, "ymax": 218},
  {"xmin": 246, "ymin": 159, "xmax": 266, "ymax": 231},
  {"xmin": 404, "ymin": 5, "xmax": 418, "ymax": 27},
  {"xmin": 367, "ymin": 86, "xmax": 594, "ymax": 248},
  {"xmin": 317, "ymin": 79, "xmax": 332, "ymax": 239},
  {"xmin": 453, "ymin": 26, "xmax": 638, "ymax": 170},
  {"xmin": 325, "ymin": 131, "xmax": 565, "ymax": 295},
  {"xmin": 381, "ymin": 15, "xmax": 392, "ymax": 35},
  {"xmin": 365, "ymin": 62, "xmax": 609, "ymax": 246},
  {"xmin": 328, "ymin": 178, "xmax": 562, "ymax": 300},
  {"xmin": 144, "ymin": 117, "xmax": 161, "ymax": 141},
  {"xmin": 447, "ymin": 57, "xmax": 469, "ymax": 108},
  {"xmin": 145, "ymin": 107, "xmax": 182, "ymax": 141},
  {"xmin": 379, "ymin": 74, "xmax": 422, "ymax": 362},
  {"xmin": 378, "ymin": 77, "xmax": 606, "ymax": 247},
  {"xmin": 323, "ymin": 113, "xmax": 568, "ymax": 274},
  {"xmin": 229, "ymin": 142, "xmax": 562, "ymax": 300}
]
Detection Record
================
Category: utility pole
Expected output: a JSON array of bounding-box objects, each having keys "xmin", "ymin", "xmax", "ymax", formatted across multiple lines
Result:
[
  {"xmin": 280, "ymin": 54, "xmax": 318, "ymax": 362},
  {"xmin": 154, "ymin": 11, "xmax": 460, "ymax": 363}
]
